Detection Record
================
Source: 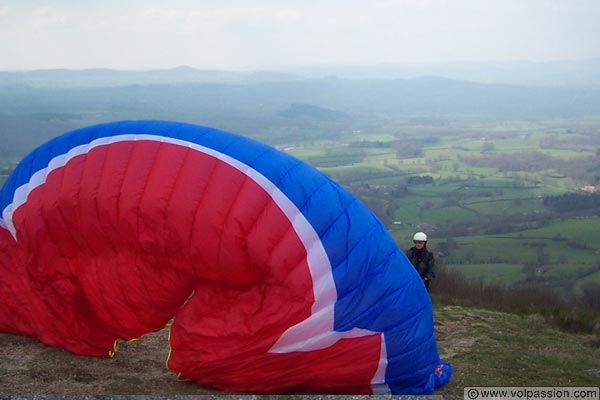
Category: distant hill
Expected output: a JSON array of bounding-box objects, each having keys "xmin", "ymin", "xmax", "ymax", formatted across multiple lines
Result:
[
  {"xmin": 0, "ymin": 66, "xmax": 303, "ymax": 88},
  {"xmin": 1, "ymin": 75, "xmax": 599, "ymax": 119},
  {"xmin": 2, "ymin": 73, "xmax": 600, "ymax": 157},
  {"xmin": 286, "ymin": 58, "xmax": 600, "ymax": 88},
  {"xmin": 2, "ymin": 59, "xmax": 600, "ymax": 88}
]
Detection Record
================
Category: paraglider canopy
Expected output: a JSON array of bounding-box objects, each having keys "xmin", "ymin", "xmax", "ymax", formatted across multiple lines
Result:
[{"xmin": 0, "ymin": 120, "xmax": 451, "ymax": 394}]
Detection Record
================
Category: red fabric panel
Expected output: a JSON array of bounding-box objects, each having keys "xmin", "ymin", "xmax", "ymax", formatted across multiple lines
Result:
[{"xmin": 0, "ymin": 140, "xmax": 377, "ymax": 393}]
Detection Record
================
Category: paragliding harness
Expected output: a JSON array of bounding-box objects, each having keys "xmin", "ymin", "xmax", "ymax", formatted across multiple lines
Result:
[{"xmin": 406, "ymin": 247, "xmax": 435, "ymax": 291}]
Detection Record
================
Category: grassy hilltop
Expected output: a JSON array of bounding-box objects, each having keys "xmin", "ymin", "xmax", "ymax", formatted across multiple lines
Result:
[
  {"xmin": 0, "ymin": 301, "xmax": 597, "ymax": 397},
  {"xmin": 434, "ymin": 302, "xmax": 600, "ymax": 400}
]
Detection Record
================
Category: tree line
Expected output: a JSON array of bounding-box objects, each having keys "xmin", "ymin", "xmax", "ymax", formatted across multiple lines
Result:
[{"xmin": 543, "ymin": 192, "xmax": 600, "ymax": 212}]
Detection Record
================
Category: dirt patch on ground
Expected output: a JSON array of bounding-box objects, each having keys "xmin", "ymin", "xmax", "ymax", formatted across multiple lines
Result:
[
  {"xmin": 434, "ymin": 307, "xmax": 488, "ymax": 359},
  {"xmin": 0, "ymin": 329, "xmax": 218, "ymax": 395}
]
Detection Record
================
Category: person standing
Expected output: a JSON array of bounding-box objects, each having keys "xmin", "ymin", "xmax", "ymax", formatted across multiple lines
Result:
[{"xmin": 406, "ymin": 232, "xmax": 435, "ymax": 291}]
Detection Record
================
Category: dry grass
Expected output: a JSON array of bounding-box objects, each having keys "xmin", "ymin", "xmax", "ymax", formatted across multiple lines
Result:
[{"xmin": 433, "ymin": 304, "xmax": 600, "ymax": 400}]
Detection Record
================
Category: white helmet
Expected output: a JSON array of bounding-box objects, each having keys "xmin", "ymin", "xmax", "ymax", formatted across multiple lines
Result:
[{"xmin": 413, "ymin": 232, "xmax": 427, "ymax": 242}]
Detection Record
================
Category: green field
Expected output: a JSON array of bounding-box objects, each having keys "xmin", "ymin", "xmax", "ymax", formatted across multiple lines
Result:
[
  {"xmin": 286, "ymin": 116, "xmax": 600, "ymax": 298},
  {"xmin": 445, "ymin": 263, "xmax": 526, "ymax": 285}
]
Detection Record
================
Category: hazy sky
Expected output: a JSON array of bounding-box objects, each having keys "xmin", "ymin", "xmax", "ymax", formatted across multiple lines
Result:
[{"xmin": 1, "ymin": 0, "xmax": 599, "ymax": 71}]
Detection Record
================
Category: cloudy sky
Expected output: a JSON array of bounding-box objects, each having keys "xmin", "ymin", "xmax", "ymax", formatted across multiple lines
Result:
[{"xmin": 1, "ymin": 0, "xmax": 599, "ymax": 71}]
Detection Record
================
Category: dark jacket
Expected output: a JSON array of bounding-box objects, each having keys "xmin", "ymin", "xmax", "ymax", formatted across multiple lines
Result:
[{"xmin": 406, "ymin": 246, "xmax": 436, "ymax": 282}]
